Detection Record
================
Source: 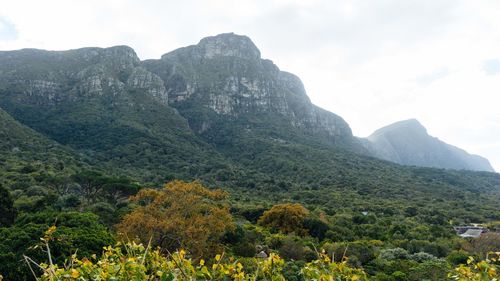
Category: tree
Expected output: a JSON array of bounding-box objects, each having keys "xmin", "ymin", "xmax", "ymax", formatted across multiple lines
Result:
[
  {"xmin": 71, "ymin": 170, "xmax": 108, "ymax": 202},
  {"xmin": 101, "ymin": 177, "xmax": 140, "ymax": 203},
  {"xmin": 38, "ymin": 174, "xmax": 72, "ymax": 195},
  {"xmin": 71, "ymin": 171, "xmax": 139, "ymax": 203},
  {"xmin": 116, "ymin": 180, "xmax": 234, "ymax": 259},
  {"xmin": 0, "ymin": 184, "xmax": 16, "ymax": 227},
  {"xmin": 303, "ymin": 217, "xmax": 330, "ymax": 240},
  {"xmin": 258, "ymin": 203, "xmax": 309, "ymax": 235}
]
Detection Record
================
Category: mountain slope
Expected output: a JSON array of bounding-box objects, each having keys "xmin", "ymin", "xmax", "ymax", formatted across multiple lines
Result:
[
  {"xmin": 0, "ymin": 33, "xmax": 498, "ymax": 223},
  {"xmin": 0, "ymin": 46, "xmax": 234, "ymax": 183},
  {"xmin": 363, "ymin": 119, "xmax": 494, "ymax": 172},
  {"xmin": 0, "ymin": 106, "xmax": 90, "ymax": 188},
  {"xmin": 0, "ymin": 106, "xmax": 73, "ymax": 161}
]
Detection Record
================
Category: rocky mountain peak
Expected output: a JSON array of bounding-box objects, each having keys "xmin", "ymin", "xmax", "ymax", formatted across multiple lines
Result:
[
  {"xmin": 196, "ymin": 33, "xmax": 261, "ymax": 60},
  {"xmin": 145, "ymin": 33, "xmax": 355, "ymax": 146},
  {"xmin": 369, "ymin": 118, "xmax": 427, "ymax": 139},
  {"xmin": 78, "ymin": 45, "xmax": 140, "ymax": 70},
  {"xmin": 102, "ymin": 45, "xmax": 139, "ymax": 60},
  {"xmin": 364, "ymin": 119, "xmax": 494, "ymax": 172}
]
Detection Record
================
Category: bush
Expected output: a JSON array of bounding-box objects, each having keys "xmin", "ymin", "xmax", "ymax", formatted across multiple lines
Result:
[
  {"xmin": 449, "ymin": 253, "xmax": 499, "ymax": 280},
  {"xmin": 32, "ymin": 239, "xmax": 370, "ymax": 281},
  {"xmin": 258, "ymin": 203, "xmax": 309, "ymax": 235},
  {"xmin": 447, "ymin": 250, "xmax": 470, "ymax": 265}
]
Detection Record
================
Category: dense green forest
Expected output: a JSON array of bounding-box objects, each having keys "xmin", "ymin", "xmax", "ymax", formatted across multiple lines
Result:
[{"xmin": 1, "ymin": 147, "xmax": 499, "ymax": 280}]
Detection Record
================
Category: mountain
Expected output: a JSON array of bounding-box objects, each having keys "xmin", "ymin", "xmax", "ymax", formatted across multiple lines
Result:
[
  {"xmin": 0, "ymin": 33, "xmax": 499, "ymax": 220},
  {"xmin": 0, "ymin": 33, "xmax": 364, "ymax": 185},
  {"xmin": 0, "ymin": 46, "xmax": 237, "ymax": 183},
  {"xmin": 2, "ymin": 32, "xmax": 500, "ymax": 281},
  {"xmin": 142, "ymin": 33, "xmax": 360, "ymax": 151},
  {"xmin": 362, "ymin": 119, "xmax": 494, "ymax": 172}
]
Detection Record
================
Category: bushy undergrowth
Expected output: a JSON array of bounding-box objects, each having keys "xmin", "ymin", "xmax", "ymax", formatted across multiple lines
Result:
[{"xmin": 29, "ymin": 233, "xmax": 368, "ymax": 281}]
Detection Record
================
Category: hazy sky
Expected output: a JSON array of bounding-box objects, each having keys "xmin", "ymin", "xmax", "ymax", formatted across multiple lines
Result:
[{"xmin": 1, "ymin": 0, "xmax": 499, "ymax": 171}]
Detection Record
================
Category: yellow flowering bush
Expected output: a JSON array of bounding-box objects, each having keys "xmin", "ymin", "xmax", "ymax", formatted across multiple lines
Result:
[
  {"xmin": 32, "ymin": 241, "xmax": 371, "ymax": 280},
  {"xmin": 301, "ymin": 251, "xmax": 369, "ymax": 281},
  {"xmin": 34, "ymin": 240, "xmax": 287, "ymax": 281},
  {"xmin": 29, "ymin": 226, "xmax": 371, "ymax": 280},
  {"xmin": 449, "ymin": 253, "xmax": 499, "ymax": 281}
]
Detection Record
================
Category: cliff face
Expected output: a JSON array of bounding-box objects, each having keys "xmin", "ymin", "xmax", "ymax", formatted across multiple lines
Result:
[
  {"xmin": 142, "ymin": 33, "xmax": 354, "ymax": 145},
  {"xmin": 0, "ymin": 33, "xmax": 356, "ymax": 150},
  {"xmin": 0, "ymin": 46, "xmax": 168, "ymax": 106},
  {"xmin": 0, "ymin": 33, "xmax": 366, "ymax": 181},
  {"xmin": 363, "ymin": 119, "xmax": 495, "ymax": 172}
]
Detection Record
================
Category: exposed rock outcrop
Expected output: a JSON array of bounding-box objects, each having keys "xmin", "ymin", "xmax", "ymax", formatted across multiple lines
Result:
[
  {"xmin": 127, "ymin": 67, "xmax": 168, "ymax": 104},
  {"xmin": 143, "ymin": 33, "xmax": 354, "ymax": 144},
  {"xmin": 0, "ymin": 46, "xmax": 166, "ymax": 104}
]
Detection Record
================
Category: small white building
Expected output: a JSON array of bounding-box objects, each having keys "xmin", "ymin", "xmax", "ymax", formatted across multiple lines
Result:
[{"xmin": 459, "ymin": 229, "xmax": 483, "ymax": 238}]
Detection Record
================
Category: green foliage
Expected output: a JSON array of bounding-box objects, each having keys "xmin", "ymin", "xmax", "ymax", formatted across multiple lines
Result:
[
  {"xmin": 447, "ymin": 250, "xmax": 471, "ymax": 265},
  {"xmin": 278, "ymin": 236, "xmax": 310, "ymax": 261},
  {"xmin": 0, "ymin": 184, "xmax": 16, "ymax": 227},
  {"xmin": 0, "ymin": 211, "xmax": 114, "ymax": 281},
  {"xmin": 71, "ymin": 170, "xmax": 140, "ymax": 203},
  {"xmin": 407, "ymin": 259, "xmax": 449, "ymax": 280},
  {"xmin": 303, "ymin": 217, "xmax": 330, "ymax": 241}
]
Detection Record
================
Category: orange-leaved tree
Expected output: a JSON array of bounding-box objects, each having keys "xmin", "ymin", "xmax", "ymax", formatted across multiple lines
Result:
[
  {"xmin": 258, "ymin": 203, "xmax": 309, "ymax": 235},
  {"xmin": 116, "ymin": 180, "xmax": 234, "ymax": 259}
]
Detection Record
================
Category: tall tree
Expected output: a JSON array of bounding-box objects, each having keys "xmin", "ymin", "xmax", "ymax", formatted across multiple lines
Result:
[
  {"xmin": 71, "ymin": 170, "xmax": 108, "ymax": 202},
  {"xmin": 116, "ymin": 180, "xmax": 234, "ymax": 259},
  {"xmin": 0, "ymin": 184, "xmax": 16, "ymax": 227}
]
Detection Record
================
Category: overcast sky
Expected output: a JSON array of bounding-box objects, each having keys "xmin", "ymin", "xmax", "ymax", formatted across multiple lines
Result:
[{"xmin": 1, "ymin": 0, "xmax": 499, "ymax": 171}]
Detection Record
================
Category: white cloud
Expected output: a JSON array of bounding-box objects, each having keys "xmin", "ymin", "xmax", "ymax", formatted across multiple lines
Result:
[
  {"xmin": 483, "ymin": 59, "xmax": 500, "ymax": 75},
  {"xmin": 1, "ymin": 0, "xmax": 499, "ymax": 171},
  {"xmin": 0, "ymin": 17, "xmax": 17, "ymax": 41}
]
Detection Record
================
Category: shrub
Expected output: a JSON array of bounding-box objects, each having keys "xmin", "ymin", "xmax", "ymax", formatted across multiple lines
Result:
[{"xmin": 258, "ymin": 203, "xmax": 309, "ymax": 235}]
